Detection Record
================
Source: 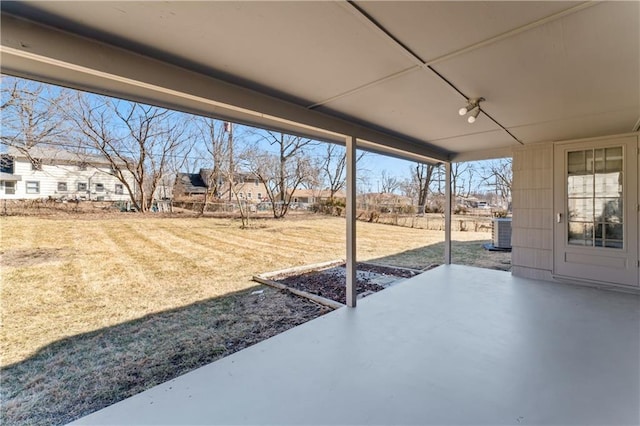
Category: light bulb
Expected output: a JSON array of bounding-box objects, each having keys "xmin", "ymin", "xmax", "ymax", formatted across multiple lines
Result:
[
  {"xmin": 467, "ymin": 115, "xmax": 476, "ymax": 123},
  {"xmin": 458, "ymin": 107, "xmax": 468, "ymax": 116}
]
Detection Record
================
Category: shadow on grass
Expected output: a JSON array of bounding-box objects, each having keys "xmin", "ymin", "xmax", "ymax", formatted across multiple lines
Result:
[
  {"xmin": 1, "ymin": 285, "xmax": 329, "ymax": 426},
  {"xmin": 366, "ymin": 239, "xmax": 512, "ymax": 271}
]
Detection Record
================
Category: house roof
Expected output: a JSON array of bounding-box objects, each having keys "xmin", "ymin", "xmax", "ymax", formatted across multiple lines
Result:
[
  {"xmin": 0, "ymin": 172, "xmax": 21, "ymax": 181},
  {"xmin": 1, "ymin": 2, "xmax": 638, "ymax": 162},
  {"xmin": 175, "ymin": 172, "xmax": 207, "ymax": 194},
  {"xmin": 5, "ymin": 146, "xmax": 117, "ymax": 166}
]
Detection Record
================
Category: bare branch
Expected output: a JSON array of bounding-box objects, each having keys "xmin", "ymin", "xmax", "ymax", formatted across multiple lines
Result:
[
  {"xmin": 68, "ymin": 93, "xmax": 195, "ymax": 212},
  {"xmin": 243, "ymin": 136, "xmax": 316, "ymax": 218},
  {"xmin": 1, "ymin": 76, "xmax": 73, "ymax": 165}
]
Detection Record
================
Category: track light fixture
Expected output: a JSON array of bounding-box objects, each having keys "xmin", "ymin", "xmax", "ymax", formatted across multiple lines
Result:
[
  {"xmin": 467, "ymin": 108, "xmax": 481, "ymax": 123},
  {"xmin": 458, "ymin": 97, "xmax": 484, "ymax": 123},
  {"xmin": 458, "ymin": 102, "xmax": 474, "ymax": 116}
]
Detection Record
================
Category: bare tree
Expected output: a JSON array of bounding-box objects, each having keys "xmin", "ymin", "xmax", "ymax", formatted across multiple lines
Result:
[
  {"xmin": 0, "ymin": 78, "xmax": 19, "ymax": 111},
  {"xmin": 225, "ymin": 156, "xmax": 253, "ymax": 229},
  {"xmin": 194, "ymin": 119, "xmax": 254, "ymax": 226},
  {"xmin": 379, "ymin": 169, "xmax": 401, "ymax": 193},
  {"xmin": 247, "ymin": 131, "xmax": 316, "ymax": 218},
  {"xmin": 317, "ymin": 143, "xmax": 366, "ymax": 201},
  {"xmin": 0, "ymin": 77, "xmax": 72, "ymax": 165},
  {"xmin": 481, "ymin": 158, "xmax": 512, "ymax": 208},
  {"xmin": 70, "ymin": 94, "xmax": 194, "ymax": 212},
  {"xmin": 409, "ymin": 163, "xmax": 438, "ymax": 214},
  {"xmin": 450, "ymin": 162, "xmax": 477, "ymax": 199},
  {"xmin": 195, "ymin": 118, "xmax": 231, "ymax": 214}
]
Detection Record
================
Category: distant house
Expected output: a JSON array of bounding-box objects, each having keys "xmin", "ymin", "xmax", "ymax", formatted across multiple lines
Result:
[
  {"xmin": 0, "ymin": 146, "xmax": 134, "ymax": 201},
  {"xmin": 173, "ymin": 172, "xmax": 207, "ymax": 197},
  {"xmin": 285, "ymin": 188, "xmax": 346, "ymax": 206},
  {"xmin": 173, "ymin": 169, "xmax": 268, "ymax": 203},
  {"xmin": 233, "ymin": 174, "xmax": 268, "ymax": 203}
]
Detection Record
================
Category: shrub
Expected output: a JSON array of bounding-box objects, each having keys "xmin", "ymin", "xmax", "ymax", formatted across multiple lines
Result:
[
  {"xmin": 493, "ymin": 209, "xmax": 509, "ymax": 218},
  {"xmin": 312, "ymin": 198, "xmax": 346, "ymax": 216},
  {"xmin": 454, "ymin": 205, "xmax": 469, "ymax": 215}
]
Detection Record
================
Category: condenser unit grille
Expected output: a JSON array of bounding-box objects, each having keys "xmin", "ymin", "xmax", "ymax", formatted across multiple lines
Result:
[{"xmin": 492, "ymin": 218, "xmax": 512, "ymax": 249}]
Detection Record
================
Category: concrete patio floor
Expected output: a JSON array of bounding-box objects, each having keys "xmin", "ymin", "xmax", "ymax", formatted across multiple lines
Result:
[{"xmin": 72, "ymin": 265, "xmax": 640, "ymax": 425}]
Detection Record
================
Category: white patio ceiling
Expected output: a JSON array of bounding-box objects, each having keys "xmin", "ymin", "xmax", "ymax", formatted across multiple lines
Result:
[{"xmin": 1, "ymin": 1, "xmax": 638, "ymax": 162}]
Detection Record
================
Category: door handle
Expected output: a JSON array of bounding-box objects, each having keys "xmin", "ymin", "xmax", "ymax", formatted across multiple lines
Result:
[{"xmin": 556, "ymin": 213, "xmax": 562, "ymax": 223}]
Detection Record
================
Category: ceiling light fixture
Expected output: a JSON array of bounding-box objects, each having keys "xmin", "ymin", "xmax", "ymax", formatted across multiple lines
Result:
[
  {"xmin": 467, "ymin": 108, "xmax": 481, "ymax": 123},
  {"xmin": 458, "ymin": 97, "xmax": 484, "ymax": 123}
]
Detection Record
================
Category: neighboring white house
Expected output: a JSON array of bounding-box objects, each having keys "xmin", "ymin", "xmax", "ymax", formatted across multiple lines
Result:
[{"xmin": 0, "ymin": 146, "xmax": 135, "ymax": 202}]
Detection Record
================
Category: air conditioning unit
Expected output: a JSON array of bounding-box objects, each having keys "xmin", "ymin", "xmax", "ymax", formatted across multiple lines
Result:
[{"xmin": 492, "ymin": 218, "xmax": 512, "ymax": 249}]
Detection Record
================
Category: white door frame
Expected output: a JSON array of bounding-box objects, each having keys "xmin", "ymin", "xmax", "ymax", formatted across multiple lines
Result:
[{"xmin": 553, "ymin": 134, "xmax": 639, "ymax": 288}]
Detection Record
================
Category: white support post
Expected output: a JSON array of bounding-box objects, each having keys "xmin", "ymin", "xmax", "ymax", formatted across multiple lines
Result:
[
  {"xmin": 444, "ymin": 162, "xmax": 452, "ymax": 265},
  {"xmin": 346, "ymin": 136, "xmax": 357, "ymax": 307}
]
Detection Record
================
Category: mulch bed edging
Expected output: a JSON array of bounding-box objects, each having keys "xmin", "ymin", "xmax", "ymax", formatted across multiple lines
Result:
[
  {"xmin": 253, "ymin": 275, "xmax": 345, "ymax": 310},
  {"xmin": 254, "ymin": 260, "xmax": 431, "ymax": 308},
  {"xmin": 257, "ymin": 259, "xmax": 346, "ymax": 280}
]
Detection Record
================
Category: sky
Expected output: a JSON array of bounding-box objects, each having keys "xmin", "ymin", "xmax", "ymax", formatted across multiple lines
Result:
[
  {"xmin": 1, "ymin": 75, "xmax": 499, "ymax": 194},
  {"xmin": 241, "ymin": 125, "xmax": 420, "ymax": 189}
]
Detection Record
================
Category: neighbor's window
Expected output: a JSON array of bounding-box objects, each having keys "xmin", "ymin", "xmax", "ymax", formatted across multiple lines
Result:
[
  {"xmin": 57, "ymin": 182, "xmax": 68, "ymax": 192},
  {"xmin": 26, "ymin": 181, "xmax": 40, "ymax": 194},
  {"xmin": 1, "ymin": 155, "xmax": 14, "ymax": 174},
  {"xmin": 257, "ymin": 192, "xmax": 262, "ymax": 199},
  {"xmin": 78, "ymin": 182, "xmax": 87, "ymax": 191},
  {"xmin": 254, "ymin": 180, "xmax": 259, "ymax": 187},
  {"xmin": 115, "ymin": 184, "xmax": 123, "ymax": 195},
  {"xmin": 95, "ymin": 183, "xmax": 105, "ymax": 192},
  {"xmin": 247, "ymin": 192, "xmax": 252, "ymax": 199},
  {"xmin": 31, "ymin": 158, "xmax": 43, "ymax": 171},
  {"xmin": 4, "ymin": 181, "xmax": 16, "ymax": 195}
]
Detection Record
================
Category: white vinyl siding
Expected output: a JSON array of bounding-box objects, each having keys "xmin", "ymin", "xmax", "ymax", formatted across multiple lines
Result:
[
  {"xmin": 0, "ymin": 158, "xmax": 134, "ymax": 201},
  {"xmin": 511, "ymin": 143, "xmax": 554, "ymax": 281}
]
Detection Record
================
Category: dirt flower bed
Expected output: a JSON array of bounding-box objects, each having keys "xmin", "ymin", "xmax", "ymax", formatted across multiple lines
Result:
[{"xmin": 277, "ymin": 263, "xmax": 421, "ymax": 304}]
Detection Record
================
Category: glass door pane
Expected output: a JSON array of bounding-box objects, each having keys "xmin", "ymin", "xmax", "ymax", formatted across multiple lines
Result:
[{"xmin": 567, "ymin": 147, "xmax": 623, "ymax": 249}]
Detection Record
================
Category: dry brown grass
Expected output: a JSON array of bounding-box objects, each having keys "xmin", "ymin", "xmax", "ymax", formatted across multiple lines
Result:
[
  {"xmin": 0, "ymin": 213, "xmax": 508, "ymax": 425},
  {"xmin": 0, "ymin": 214, "xmax": 503, "ymax": 366}
]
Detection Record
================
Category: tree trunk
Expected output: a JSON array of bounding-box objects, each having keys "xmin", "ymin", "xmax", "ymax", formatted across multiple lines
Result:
[{"xmin": 200, "ymin": 189, "xmax": 209, "ymax": 216}]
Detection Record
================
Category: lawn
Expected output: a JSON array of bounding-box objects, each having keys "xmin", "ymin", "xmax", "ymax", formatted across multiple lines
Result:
[{"xmin": 0, "ymin": 214, "xmax": 508, "ymax": 425}]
